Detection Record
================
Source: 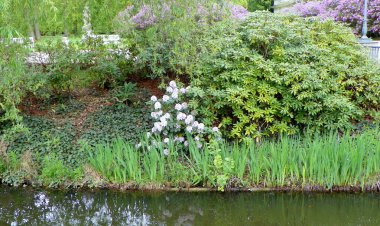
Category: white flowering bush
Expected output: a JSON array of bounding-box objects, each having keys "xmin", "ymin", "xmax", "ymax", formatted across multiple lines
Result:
[{"xmin": 143, "ymin": 80, "xmax": 220, "ymax": 155}]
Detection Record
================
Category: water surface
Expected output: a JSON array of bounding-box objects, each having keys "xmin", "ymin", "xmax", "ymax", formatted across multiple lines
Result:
[{"xmin": 0, "ymin": 187, "xmax": 379, "ymax": 226}]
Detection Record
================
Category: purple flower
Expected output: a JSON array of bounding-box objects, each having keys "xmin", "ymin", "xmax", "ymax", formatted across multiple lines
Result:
[{"xmin": 288, "ymin": 0, "xmax": 380, "ymax": 36}]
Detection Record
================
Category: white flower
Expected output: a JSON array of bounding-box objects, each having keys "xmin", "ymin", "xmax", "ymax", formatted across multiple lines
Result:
[
  {"xmin": 161, "ymin": 120, "xmax": 168, "ymax": 127},
  {"xmin": 174, "ymin": 136, "xmax": 185, "ymax": 143},
  {"xmin": 169, "ymin": 81, "xmax": 177, "ymax": 88},
  {"xmin": 146, "ymin": 132, "xmax": 151, "ymax": 138},
  {"xmin": 184, "ymin": 141, "xmax": 189, "ymax": 147},
  {"xmin": 195, "ymin": 136, "xmax": 200, "ymax": 141},
  {"xmin": 175, "ymin": 104, "xmax": 182, "ymax": 111},
  {"xmin": 163, "ymin": 149, "xmax": 170, "ymax": 156},
  {"xmin": 154, "ymin": 122, "xmax": 163, "ymax": 131},
  {"xmin": 162, "ymin": 95, "xmax": 170, "ymax": 102},
  {"xmin": 163, "ymin": 113, "xmax": 171, "ymax": 119},
  {"xmin": 166, "ymin": 86, "xmax": 174, "ymax": 93},
  {"xmin": 156, "ymin": 110, "xmax": 163, "ymax": 116},
  {"xmin": 212, "ymin": 127, "xmax": 219, "ymax": 132},
  {"xmin": 198, "ymin": 123, "xmax": 205, "ymax": 131},
  {"xmin": 185, "ymin": 115, "xmax": 194, "ymax": 125},
  {"xmin": 135, "ymin": 143, "xmax": 142, "ymax": 148},
  {"xmin": 186, "ymin": 126, "xmax": 193, "ymax": 133},
  {"xmin": 151, "ymin": 112, "xmax": 158, "ymax": 119},
  {"xmin": 186, "ymin": 86, "xmax": 191, "ymax": 91},
  {"xmin": 164, "ymin": 138, "xmax": 170, "ymax": 143},
  {"xmin": 151, "ymin": 96, "xmax": 157, "ymax": 102},
  {"xmin": 154, "ymin": 102, "xmax": 161, "ymax": 109},
  {"xmin": 171, "ymin": 90, "xmax": 178, "ymax": 99},
  {"xmin": 197, "ymin": 143, "xmax": 203, "ymax": 149},
  {"xmin": 192, "ymin": 121, "xmax": 199, "ymax": 128},
  {"xmin": 152, "ymin": 127, "xmax": 157, "ymax": 133},
  {"xmin": 181, "ymin": 102, "xmax": 188, "ymax": 109},
  {"xmin": 176, "ymin": 112, "xmax": 187, "ymax": 121},
  {"xmin": 180, "ymin": 88, "xmax": 187, "ymax": 94}
]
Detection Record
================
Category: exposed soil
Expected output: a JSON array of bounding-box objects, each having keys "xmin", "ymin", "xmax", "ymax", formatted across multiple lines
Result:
[
  {"xmin": 136, "ymin": 78, "xmax": 163, "ymax": 97},
  {"xmin": 127, "ymin": 75, "xmax": 163, "ymax": 97}
]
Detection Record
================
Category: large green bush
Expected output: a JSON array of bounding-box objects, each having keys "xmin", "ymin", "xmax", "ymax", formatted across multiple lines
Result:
[{"xmin": 190, "ymin": 12, "xmax": 380, "ymax": 139}]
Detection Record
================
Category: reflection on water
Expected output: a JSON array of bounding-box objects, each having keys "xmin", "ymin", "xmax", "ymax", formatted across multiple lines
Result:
[{"xmin": 0, "ymin": 187, "xmax": 379, "ymax": 226}]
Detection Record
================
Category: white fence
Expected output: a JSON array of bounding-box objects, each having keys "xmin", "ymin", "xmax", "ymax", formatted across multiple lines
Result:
[
  {"xmin": 362, "ymin": 42, "xmax": 380, "ymax": 63},
  {"xmin": 368, "ymin": 46, "xmax": 380, "ymax": 63}
]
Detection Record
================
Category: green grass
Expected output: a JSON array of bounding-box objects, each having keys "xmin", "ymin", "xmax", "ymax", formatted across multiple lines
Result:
[{"xmin": 87, "ymin": 128, "xmax": 380, "ymax": 190}]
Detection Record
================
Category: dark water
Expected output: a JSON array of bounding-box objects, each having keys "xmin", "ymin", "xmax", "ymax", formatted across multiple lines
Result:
[{"xmin": 0, "ymin": 188, "xmax": 379, "ymax": 226}]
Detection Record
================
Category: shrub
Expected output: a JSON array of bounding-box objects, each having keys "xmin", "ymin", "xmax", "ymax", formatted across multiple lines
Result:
[
  {"xmin": 115, "ymin": 0, "xmax": 248, "ymax": 78},
  {"xmin": 0, "ymin": 42, "xmax": 45, "ymax": 137},
  {"xmin": 144, "ymin": 80, "xmax": 221, "ymax": 151},
  {"xmin": 33, "ymin": 36, "xmax": 132, "ymax": 95},
  {"xmin": 246, "ymin": 0, "xmax": 273, "ymax": 11},
  {"xmin": 190, "ymin": 12, "xmax": 380, "ymax": 139}
]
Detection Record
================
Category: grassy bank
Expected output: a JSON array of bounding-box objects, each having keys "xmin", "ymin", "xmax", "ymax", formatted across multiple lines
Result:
[{"xmin": 1, "ymin": 129, "xmax": 379, "ymax": 192}]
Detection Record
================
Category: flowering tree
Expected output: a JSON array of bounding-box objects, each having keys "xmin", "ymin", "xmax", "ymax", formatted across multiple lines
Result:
[
  {"xmin": 288, "ymin": 0, "xmax": 380, "ymax": 36},
  {"xmin": 116, "ymin": 1, "xmax": 249, "ymax": 30},
  {"xmin": 114, "ymin": 1, "xmax": 249, "ymax": 79}
]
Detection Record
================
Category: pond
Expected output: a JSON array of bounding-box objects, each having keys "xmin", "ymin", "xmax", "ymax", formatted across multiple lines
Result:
[{"xmin": 1, "ymin": 187, "xmax": 379, "ymax": 226}]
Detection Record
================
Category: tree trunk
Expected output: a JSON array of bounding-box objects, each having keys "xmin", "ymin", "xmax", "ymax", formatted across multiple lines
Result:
[
  {"xmin": 28, "ymin": 24, "xmax": 35, "ymax": 39},
  {"xmin": 64, "ymin": 23, "xmax": 69, "ymax": 37},
  {"xmin": 33, "ymin": 22, "xmax": 41, "ymax": 40}
]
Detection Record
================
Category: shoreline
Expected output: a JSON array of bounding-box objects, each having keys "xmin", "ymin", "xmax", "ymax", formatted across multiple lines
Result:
[{"xmin": 2, "ymin": 182, "xmax": 379, "ymax": 193}]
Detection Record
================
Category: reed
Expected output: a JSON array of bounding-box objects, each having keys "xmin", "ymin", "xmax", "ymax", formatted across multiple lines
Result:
[{"xmin": 87, "ymin": 128, "xmax": 380, "ymax": 190}]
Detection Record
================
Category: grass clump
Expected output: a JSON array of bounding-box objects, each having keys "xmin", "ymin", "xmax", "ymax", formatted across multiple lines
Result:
[{"xmin": 86, "ymin": 128, "xmax": 380, "ymax": 191}]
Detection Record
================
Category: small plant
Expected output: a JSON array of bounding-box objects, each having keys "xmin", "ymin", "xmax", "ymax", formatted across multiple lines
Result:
[
  {"xmin": 111, "ymin": 82, "xmax": 137, "ymax": 105},
  {"xmin": 0, "ymin": 151, "xmax": 37, "ymax": 187},
  {"xmin": 88, "ymin": 139, "xmax": 143, "ymax": 183},
  {"xmin": 39, "ymin": 154, "xmax": 69, "ymax": 188}
]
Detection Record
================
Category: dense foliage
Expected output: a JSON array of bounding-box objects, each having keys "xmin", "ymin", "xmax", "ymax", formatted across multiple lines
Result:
[
  {"xmin": 190, "ymin": 12, "xmax": 380, "ymax": 139},
  {"xmin": 288, "ymin": 0, "xmax": 380, "ymax": 36},
  {"xmin": 34, "ymin": 37, "xmax": 131, "ymax": 93},
  {"xmin": 115, "ymin": 0, "xmax": 248, "ymax": 78},
  {"xmin": 2, "ymin": 128, "xmax": 380, "ymax": 190},
  {"xmin": 0, "ymin": 0, "xmax": 131, "ymax": 38},
  {"xmin": 0, "ymin": 43, "xmax": 45, "ymax": 137},
  {"xmin": 247, "ymin": 0, "xmax": 274, "ymax": 11},
  {"xmin": 0, "ymin": 0, "xmax": 268, "ymax": 38}
]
